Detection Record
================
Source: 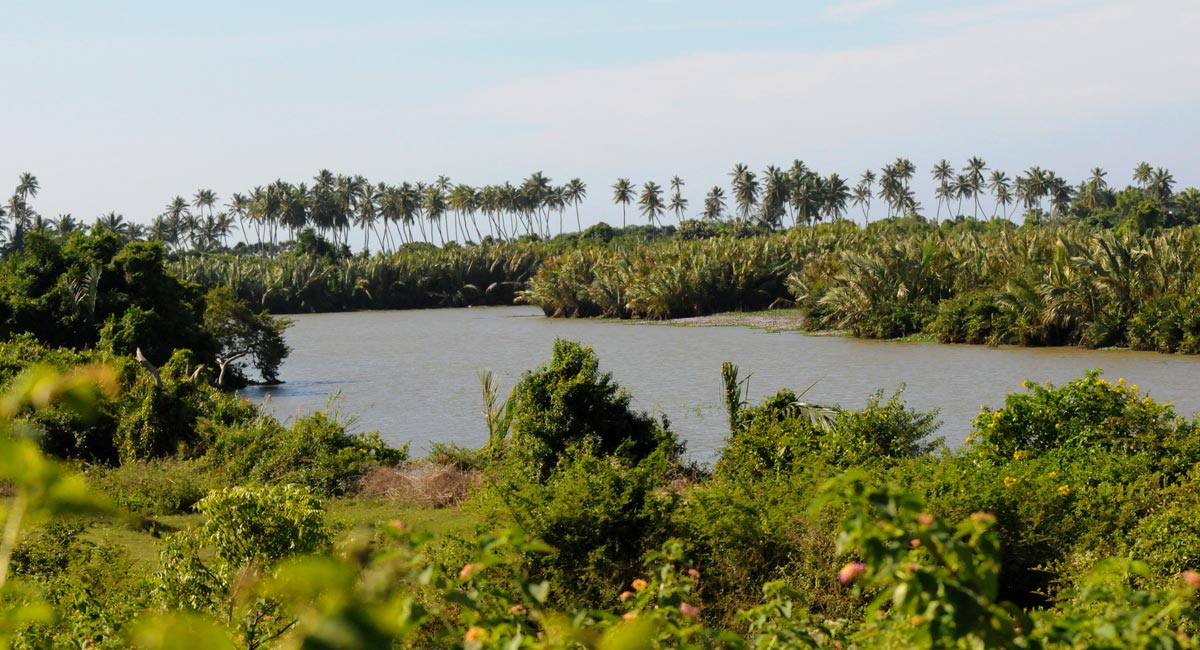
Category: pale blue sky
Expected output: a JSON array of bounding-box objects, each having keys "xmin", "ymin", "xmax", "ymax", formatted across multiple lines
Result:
[{"xmin": 2, "ymin": 0, "xmax": 1197, "ymax": 233}]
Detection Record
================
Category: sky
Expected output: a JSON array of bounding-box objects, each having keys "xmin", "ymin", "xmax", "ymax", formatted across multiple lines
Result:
[{"xmin": 2, "ymin": 0, "xmax": 1198, "ymax": 237}]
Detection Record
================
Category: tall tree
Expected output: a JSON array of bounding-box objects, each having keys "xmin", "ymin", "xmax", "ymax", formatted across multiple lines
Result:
[
  {"xmin": 988, "ymin": 170, "xmax": 1012, "ymax": 219},
  {"xmin": 702, "ymin": 186, "xmax": 726, "ymax": 221},
  {"xmin": 930, "ymin": 160, "xmax": 954, "ymax": 222},
  {"xmin": 730, "ymin": 163, "xmax": 759, "ymax": 222},
  {"xmin": 1133, "ymin": 162, "xmax": 1153, "ymax": 189},
  {"xmin": 563, "ymin": 178, "xmax": 587, "ymax": 233},
  {"xmin": 638, "ymin": 181, "xmax": 665, "ymax": 227},
  {"xmin": 855, "ymin": 170, "xmax": 876, "ymax": 224},
  {"xmin": 760, "ymin": 166, "xmax": 789, "ymax": 229},
  {"xmin": 821, "ymin": 174, "xmax": 850, "ymax": 221},
  {"xmin": 668, "ymin": 176, "xmax": 687, "ymax": 223},
  {"xmin": 965, "ymin": 157, "xmax": 988, "ymax": 218},
  {"xmin": 611, "ymin": 178, "xmax": 634, "ymax": 228}
]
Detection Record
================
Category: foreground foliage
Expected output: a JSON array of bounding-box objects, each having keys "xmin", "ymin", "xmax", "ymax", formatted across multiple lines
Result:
[{"xmin": 6, "ymin": 340, "xmax": 1200, "ymax": 648}]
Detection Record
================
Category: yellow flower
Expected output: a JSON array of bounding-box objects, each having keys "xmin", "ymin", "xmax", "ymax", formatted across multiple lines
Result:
[
  {"xmin": 1021, "ymin": 379, "xmax": 1029, "ymax": 388},
  {"xmin": 1095, "ymin": 378, "xmax": 1109, "ymax": 387},
  {"xmin": 1118, "ymin": 377, "xmax": 1126, "ymax": 384},
  {"xmin": 1048, "ymin": 471, "xmax": 1059, "ymax": 479},
  {"xmin": 1131, "ymin": 384, "xmax": 1140, "ymax": 392},
  {"xmin": 1004, "ymin": 476, "xmax": 1020, "ymax": 488},
  {"xmin": 1012, "ymin": 450, "xmax": 1029, "ymax": 461},
  {"xmin": 1058, "ymin": 484, "xmax": 1070, "ymax": 496}
]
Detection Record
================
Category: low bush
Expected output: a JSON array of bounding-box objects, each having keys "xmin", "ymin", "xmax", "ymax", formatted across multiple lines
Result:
[{"xmin": 201, "ymin": 410, "xmax": 408, "ymax": 497}]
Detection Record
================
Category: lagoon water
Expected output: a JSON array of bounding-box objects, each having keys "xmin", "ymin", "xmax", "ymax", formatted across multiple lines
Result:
[{"xmin": 241, "ymin": 306, "xmax": 1200, "ymax": 463}]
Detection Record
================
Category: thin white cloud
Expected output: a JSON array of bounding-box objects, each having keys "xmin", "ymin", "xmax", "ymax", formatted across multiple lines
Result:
[
  {"xmin": 470, "ymin": 0, "xmax": 1199, "ymax": 168},
  {"xmin": 827, "ymin": 0, "xmax": 900, "ymax": 18},
  {"xmin": 918, "ymin": 0, "xmax": 1106, "ymax": 29}
]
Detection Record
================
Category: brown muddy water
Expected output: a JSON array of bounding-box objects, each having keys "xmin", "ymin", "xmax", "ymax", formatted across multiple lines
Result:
[{"xmin": 240, "ymin": 306, "xmax": 1200, "ymax": 463}]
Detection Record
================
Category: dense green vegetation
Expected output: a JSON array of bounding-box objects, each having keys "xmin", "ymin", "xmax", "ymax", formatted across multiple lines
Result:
[
  {"xmin": 5, "ymin": 165, "xmax": 1200, "ymax": 644},
  {"xmin": 7, "ymin": 164, "xmax": 1200, "ymax": 355},
  {"xmin": 5, "ymin": 335, "xmax": 1200, "ymax": 648}
]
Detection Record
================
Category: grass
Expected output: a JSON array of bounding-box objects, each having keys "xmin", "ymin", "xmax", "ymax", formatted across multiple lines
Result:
[{"xmin": 80, "ymin": 498, "xmax": 477, "ymax": 572}]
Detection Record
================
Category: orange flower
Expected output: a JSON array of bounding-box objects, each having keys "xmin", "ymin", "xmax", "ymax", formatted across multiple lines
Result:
[
  {"xmin": 619, "ymin": 590, "xmax": 634, "ymax": 602},
  {"xmin": 464, "ymin": 627, "xmax": 486, "ymax": 643},
  {"xmin": 680, "ymin": 602, "xmax": 700, "ymax": 617},
  {"xmin": 1184, "ymin": 570, "xmax": 1200, "ymax": 590},
  {"xmin": 459, "ymin": 563, "xmax": 481, "ymax": 580},
  {"xmin": 838, "ymin": 562, "xmax": 865, "ymax": 584},
  {"xmin": 631, "ymin": 578, "xmax": 648, "ymax": 591},
  {"xmin": 623, "ymin": 612, "xmax": 638, "ymax": 621}
]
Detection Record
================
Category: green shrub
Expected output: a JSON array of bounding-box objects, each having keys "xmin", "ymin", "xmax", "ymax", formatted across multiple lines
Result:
[
  {"xmin": 87, "ymin": 459, "xmax": 216, "ymax": 515},
  {"xmin": 929, "ymin": 289, "xmax": 1015, "ymax": 345},
  {"xmin": 972, "ymin": 371, "xmax": 1186, "ymax": 458},
  {"xmin": 12, "ymin": 521, "xmax": 150, "ymax": 649},
  {"xmin": 480, "ymin": 445, "xmax": 679, "ymax": 609},
  {"xmin": 505, "ymin": 338, "xmax": 680, "ymax": 482},
  {"xmin": 716, "ymin": 386, "xmax": 939, "ymax": 480},
  {"xmin": 201, "ymin": 410, "xmax": 407, "ymax": 496}
]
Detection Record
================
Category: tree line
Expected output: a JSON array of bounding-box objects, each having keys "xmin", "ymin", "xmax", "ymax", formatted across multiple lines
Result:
[{"xmin": 3, "ymin": 160, "xmax": 1196, "ymax": 256}]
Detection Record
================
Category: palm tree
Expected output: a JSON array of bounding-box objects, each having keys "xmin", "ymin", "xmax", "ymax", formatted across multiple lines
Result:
[
  {"xmin": 353, "ymin": 183, "xmax": 381, "ymax": 252},
  {"xmin": 930, "ymin": 160, "xmax": 954, "ymax": 222},
  {"xmin": 52, "ymin": 214, "xmax": 79, "ymax": 237},
  {"xmin": 16, "ymin": 173, "xmax": 38, "ymax": 212},
  {"xmin": 965, "ymin": 157, "xmax": 987, "ymax": 218},
  {"xmin": 10, "ymin": 173, "xmax": 39, "ymax": 249},
  {"xmin": 163, "ymin": 196, "xmax": 191, "ymax": 250},
  {"xmin": 855, "ymin": 170, "xmax": 876, "ymax": 223},
  {"xmin": 787, "ymin": 161, "xmax": 811, "ymax": 225},
  {"xmin": 759, "ymin": 166, "xmax": 789, "ymax": 229},
  {"xmin": 95, "ymin": 212, "xmax": 130, "ymax": 241},
  {"xmin": 1046, "ymin": 172, "xmax": 1074, "ymax": 217},
  {"xmin": 1133, "ymin": 162, "xmax": 1153, "ymax": 189},
  {"xmin": 192, "ymin": 189, "xmax": 218, "ymax": 220},
  {"xmin": 703, "ymin": 186, "xmax": 726, "ymax": 221},
  {"xmin": 851, "ymin": 181, "xmax": 872, "ymax": 223},
  {"xmin": 790, "ymin": 174, "xmax": 821, "ymax": 226},
  {"xmin": 878, "ymin": 164, "xmax": 899, "ymax": 218},
  {"xmin": 563, "ymin": 178, "xmax": 587, "ymax": 233},
  {"xmin": 423, "ymin": 183, "xmax": 448, "ymax": 245},
  {"xmin": 668, "ymin": 176, "xmax": 687, "ymax": 223},
  {"xmin": 821, "ymin": 174, "xmax": 850, "ymax": 221},
  {"xmin": 1149, "ymin": 167, "xmax": 1175, "ymax": 207},
  {"xmin": 894, "ymin": 158, "xmax": 916, "ymax": 194},
  {"xmin": 1079, "ymin": 168, "xmax": 1108, "ymax": 213},
  {"xmin": 638, "ymin": 181, "xmax": 665, "ymax": 227},
  {"xmin": 954, "ymin": 173, "xmax": 973, "ymax": 218},
  {"xmin": 612, "ymin": 178, "xmax": 634, "ymax": 228},
  {"xmin": 988, "ymin": 170, "xmax": 1012, "ymax": 219},
  {"xmin": 730, "ymin": 163, "xmax": 759, "ymax": 222}
]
